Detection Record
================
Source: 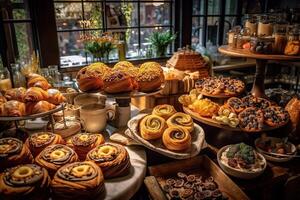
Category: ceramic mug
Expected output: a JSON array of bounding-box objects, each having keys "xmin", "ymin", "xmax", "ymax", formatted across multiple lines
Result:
[
  {"xmin": 74, "ymin": 93, "xmax": 106, "ymax": 107},
  {"xmin": 80, "ymin": 103, "xmax": 115, "ymax": 132}
]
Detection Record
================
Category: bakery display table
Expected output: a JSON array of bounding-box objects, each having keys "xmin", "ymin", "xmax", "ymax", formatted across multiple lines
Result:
[{"xmin": 218, "ymin": 45, "xmax": 300, "ymax": 98}]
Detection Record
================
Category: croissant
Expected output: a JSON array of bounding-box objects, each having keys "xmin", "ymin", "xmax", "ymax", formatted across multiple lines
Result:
[
  {"xmin": 4, "ymin": 87, "xmax": 26, "ymax": 102},
  {"xmin": 0, "ymin": 96, "xmax": 7, "ymax": 105},
  {"xmin": 26, "ymin": 100, "xmax": 56, "ymax": 115},
  {"xmin": 47, "ymin": 89, "xmax": 66, "ymax": 105},
  {"xmin": 0, "ymin": 100, "xmax": 26, "ymax": 117},
  {"xmin": 27, "ymin": 73, "xmax": 51, "ymax": 90},
  {"xmin": 24, "ymin": 87, "xmax": 48, "ymax": 102}
]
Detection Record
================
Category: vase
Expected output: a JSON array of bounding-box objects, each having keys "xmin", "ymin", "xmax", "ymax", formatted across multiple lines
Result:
[{"xmin": 156, "ymin": 46, "xmax": 167, "ymax": 57}]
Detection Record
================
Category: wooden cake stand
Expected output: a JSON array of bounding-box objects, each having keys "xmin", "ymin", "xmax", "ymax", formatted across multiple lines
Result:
[{"xmin": 218, "ymin": 45, "xmax": 300, "ymax": 98}]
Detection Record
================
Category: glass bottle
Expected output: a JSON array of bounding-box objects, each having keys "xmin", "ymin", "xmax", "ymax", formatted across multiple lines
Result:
[
  {"xmin": 284, "ymin": 26, "xmax": 300, "ymax": 56},
  {"xmin": 48, "ymin": 65, "xmax": 61, "ymax": 87},
  {"xmin": 244, "ymin": 14, "xmax": 257, "ymax": 36},
  {"xmin": 257, "ymin": 15, "xmax": 273, "ymax": 36},
  {"xmin": 11, "ymin": 63, "xmax": 26, "ymax": 88},
  {"xmin": 227, "ymin": 29, "xmax": 235, "ymax": 48},
  {"xmin": 0, "ymin": 63, "xmax": 12, "ymax": 94},
  {"xmin": 273, "ymin": 17, "xmax": 288, "ymax": 54}
]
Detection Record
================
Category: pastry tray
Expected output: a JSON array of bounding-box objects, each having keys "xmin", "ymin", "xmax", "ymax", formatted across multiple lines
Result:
[{"xmin": 144, "ymin": 155, "xmax": 249, "ymax": 200}]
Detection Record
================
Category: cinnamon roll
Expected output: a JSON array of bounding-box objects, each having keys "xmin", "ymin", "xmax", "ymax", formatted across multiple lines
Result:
[
  {"xmin": 25, "ymin": 132, "xmax": 65, "ymax": 157},
  {"xmin": 166, "ymin": 112, "xmax": 194, "ymax": 133},
  {"xmin": 67, "ymin": 133, "xmax": 105, "ymax": 160},
  {"xmin": 152, "ymin": 104, "xmax": 177, "ymax": 120},
  {"xmin": 162, "ymin": 127, "xmax": 191, "ymax": 151},
  {"xmin": 0, "ymin": 164, "xmax": 50, "ymax": 200},
  {"xmin": 0, "ymin": 137, "xmax": 33, "ymax": 171},
  {"xmin": 35, "ymin": 144, "xmax": 78, "ymax": 177},
  {"xmin": 87, "ymin": 143, "xmax": 131, "ymax": 178},
  {"xmin": 51, "ymin": 161, "xmax": 105, "ymax": 200},
  {"xmin": 139, "ymin": 114, "xmax": 167, "ymax": 140}
]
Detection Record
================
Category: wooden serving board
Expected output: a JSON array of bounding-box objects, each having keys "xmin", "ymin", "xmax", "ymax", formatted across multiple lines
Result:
[
  {"xmin": 144, "ymin": 155, "xmax": 249, "ymax": 200},
  {"xmin": 126, "ymin": 114, "xmax": 205, "ymax": 159}
]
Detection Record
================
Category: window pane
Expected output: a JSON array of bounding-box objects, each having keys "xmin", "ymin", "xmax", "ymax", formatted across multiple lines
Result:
[
  {"xmin": 140, "ymin": 3, "xmax": 171, "ymax": 26},
  {"xmin": 13, "ymin": 23, "xmax": 34, "ymax": 60},
  {"xmin": 58, "ymin": 31, "xmax": 86, "ymax": 67},
  {"xmin": 105, "ymin": 2, "xmax": 138, "ymax": 28},
  {"xmin": 207, "ymin": 0, "xmax": 220, "ymax": 15},
  {"xmin": 193, "ymin": 0, "xmax": 204, "ymax": 15},
  {"xmin": 192, "ymin": 17, "xmax": 204, "ymax": 49},
  {"xmin": 225, "ymin": 0, "xmax": 237, "ymax": 15},
  {"xmin": 55, "ymin": 3, "xmax": 82, "ymax": 30},
  {"xmin": 207, "ymin": 17, "xmax": 219, "ymax": 45},
  {"xmin": 83, "ymin": 3, "xmax": 103, "ymax": 29},
  {"xmin": 13, "ymin": 9, "xmax": 30, "ymax": 20}
]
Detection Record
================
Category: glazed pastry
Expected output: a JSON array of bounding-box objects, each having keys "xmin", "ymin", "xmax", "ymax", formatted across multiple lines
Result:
[
  {"xmin": 139, "ymin": 114, "xmax": 167, "ymax": 140},
  {"xmin": 0, "ymin": 100, "xmax": 26, "ymax": 117},
  {"xmin": 4, "ymin": 87, "xmax": 26, "ymax": 102},
  {"xmin": 27, "ymin": 73, "xmax": 51, "ymax": 90},
  {"xmin": 103, "ymin": 70, "xmax": 135, "ymax": 93},
  {"xmin": 238, "ymin": 107, "xmax": 264, "ymax": 132},
  {"xmin": 51, "ymin": 161, "xmax": 105, "ymax": 200},
  {"xmin": 0, "ymin": 164, "xmax": 50, "ymax": 200},
  {"xmin": 242, "ymin": 95, "xmax": 271, "ymax": 109},
  {"xmin": 35, "ymin": 144, "xmax": 78, "ymax": 177},
  {"xmin": 152, "ymin": 104, "xmax": 177, "ymax": 120},
  {"xmin": 0, "ymin": 96, "xmax": 7, "ymax": 105},
  {"xmin": 76, "ymin": 66, "xmax": 104, "ymax": 92},
  {"xmin": 136, "ymin": 67, "xmax": 164, "ymax": 92},
  {"xmin": 25, "ymin": 132, "xmax": 65, "ymax": 157},
  {"xmin": 188, "ymin": 98, "xmax": 220, "ymax": 117},
  {"xmin": 87, "ymin": 62, "xmax": 111, "ymax": 77},
  {"xmin": 0, "ymin": 137, "xmax": 33, "ymax": 171},
  {"xmin": 26, "ymin": 100, "xmax": 56, "ymax": 115},
  {"xmin": 264, "ymin": 106, "xmax": 290, "ymax": 127},
  {"xmin": 87, "ymin": 143, "xmax": 131, "ymax": 178},
  {"xmin": 162, "ymin": 127, "xmax": 191, "ymax": 151},
  {"xmin": 167, "ymin": 112, "xmax": 194, "ymax": 133},
  {"xmin": 67, "ymin": 133, "xmax": 105, "ymax": 160},
  {"xmin": 226, "ymin": 97, "xmax": 245, "ymax": 113},
  {"xmin": 47, "ymin": 89, "xmax": 66, "ymax": 105},
  {"xmin": 24, "ymin": 87, "xmax": 48, "ymax": 102}
]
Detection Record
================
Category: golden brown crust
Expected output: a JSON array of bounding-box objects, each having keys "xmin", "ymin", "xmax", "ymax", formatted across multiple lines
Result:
[
  {"xmin": 27, "ymin": 73, "xmax": 51, "ymax": 90},
  {"xmin": 162, "ymin": 127, "xmax": 191, "ymax": 151},
  {"xmin": 87, "ymin": 143, "xmax": 131, "ymax": 178},
  {"xmin": 152, "ymin": 104, "xmax": 177, "ymax": 120},
  {"xmin": 47, "ymin": 89, "xmax": 66, "ymax": 105},
  {"xmin": 25, "ymin": 132, "xmax": 65, "ymax": 157},
  {"xmin": 139, "ymin": 114, "xmax": 167, "ymax": 140},
  {"xmin": 264, "ymin": 106, "xmax": 290, "ymax": 127},
  {"xmin": 166, "ymin": 112, "xmax": 194, "ymax": 133},
  {"xmin": 285, "ymin": 97, "xmax": 300, "ymax": 131},
  {"xmin": 51, "ymin": 161, "xmax": 104, "ymax": 200},
  {"xmin": 114, "ymin": 61, "xmax": 135, "ymax": 70},
  {"xmin": 24, "ymin": 87, "xmax": 48, "ymax": 102},
  {"xmin": 226, "ymin": 97, "xmax": 245, "ymax": 113},
  {"xmin": 103, "ymin": 70, "xmax": 135, "ymax": 93},
  {"xmin": 35, "ymin": 144, "xmax": 78, "ymax": 177},
  {"xmin": 26, "ymin": 100, "xmax": 56, "ymax": 115},
  {"xmin": 0, "ymin": 96, "xmax": 7, "ymax": 105},
  {"xmin": 238, "ymin": 107, "xmax": 264, "ymax": 132},
  {"xmin": 0, "ymin": 100, "xmax": 26, "ymax": 117},
  {"xmin": 76, "ymin": 67, "xmax": 104, "ymax": 92},
  {"xmin": 0, "ymin": 138, "xmax": 34, "ymax": 171},
  {"xmin": 0, "ymin": 164, "xmax": 50, "ymax": 200},
  {"xmin": 67, "ymin": 133, "xmax": 105, "ymax": 160},
  {"xmin": 4, "ymin": 87, "xmax": 26, "ymax": 102}
]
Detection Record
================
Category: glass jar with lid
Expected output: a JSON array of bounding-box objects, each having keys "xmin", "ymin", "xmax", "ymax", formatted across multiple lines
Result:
[
  {"xmin": 228, "ymin": 26, "xmax": 241, "ymax": 48},
  {"xmin": 284, "ymin": 26, "xmax": 300, "ymax": 56},
  {"xmin": 236, "ymin": 28, "xmax": 251, "ymax": 49},
  {"xmin": 257, "ymin": 15, "xmax": 273, "ymax": 36},
  {"xmin": 273, "ymin": 17, "xmax": 288, "ymax": 54},
  {"xmin": 244, "ymin": 14, "xmax": 257, "ymax": 36},
  {"xmin": 0, "ymin": 63, "xmax": 12, "ymax": 94},
  {"xmin": 11, "ymin": 63, "xmax": 26, "ymax": 88}
]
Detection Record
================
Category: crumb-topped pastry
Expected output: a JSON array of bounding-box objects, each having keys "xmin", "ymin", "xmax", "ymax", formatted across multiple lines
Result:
[
  {"xmin": 0, "ymin": 137, "xmax": 33, "ymax": 171},
  {"xmin": 103, "ymin": 70, "xmax": 136, "ymax": 93},
  {"xmin": 76, "ymin": 66, "xmax": 104, "ymax": 92},
  {"xmin": 0, "ymin": 164, "xmax": 51, "ymax": 200},
  {"xmin": 86, "ymin": 143, "xmax": 131, "ymax": 178},
  {"xmin": 137, "ymin": 66, "xmax": 164, "ymax": 92}
]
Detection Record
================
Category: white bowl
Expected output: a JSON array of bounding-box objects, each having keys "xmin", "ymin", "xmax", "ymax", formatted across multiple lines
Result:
[
  {"xmin": 255, "ymin": 137, "xmax": 297, "ymax": 163},
  {"xmin": 217, "ymin": 145, "xmax": 267, "ymax": 179}
]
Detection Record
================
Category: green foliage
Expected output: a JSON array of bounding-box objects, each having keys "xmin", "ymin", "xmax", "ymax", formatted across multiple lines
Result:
[
  {"xmin": 147, "ymin": 31, "xmax": 176, "ymax": 57},
  {"xmin": 226, "ymin": 143, "xmax": 255, "ymax": 164}
]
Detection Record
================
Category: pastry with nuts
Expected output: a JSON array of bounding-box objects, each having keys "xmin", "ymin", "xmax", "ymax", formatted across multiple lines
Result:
[
  {"xmin": 103, "ymin": 70, "xmax": 137, "ymax": 93},
  {"xmin": 137, "ymin": 65, "xmax": 164, "ymax": 92}
]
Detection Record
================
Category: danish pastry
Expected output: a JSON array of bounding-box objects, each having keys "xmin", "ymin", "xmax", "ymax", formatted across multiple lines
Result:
[
  {"xmin": 238, "ymin": 107, "xmax": 264, "ymax": 132},
  {"xmin": 25, "ymin": 132, "xmax": 65, "ymax": 157},
  {"xmin": 35, "ymin": 144, "xmax": 78, "ymax": 177},
  {"xmin": 152, "ymin": 104, "xmax": 177, "ymax": 120},
  {"xmin": 87, "ymin": 143, "xmax": 131, "ymax": 178},
  {"xmin": 0, "ymin": 164, "xmax": 50, "ymax": 200},
  {"xmin": 139, "ymin": 114, "xmax": 167, "ymax": 140},
  {"xmin": 226, "ymin": 97, "xmax": 245, "ymax": 113},
  {"xmin": 264, "ymin": 106, "xmax": 290, "ymax": 127},
  {"xmin": 76, "ymin": 66, "xmax": 104, "ymax": 92},
  {"xmin": 167, "ymin": 112, "xmax": 194, "ymax": 133},
  {"xmin": 103, "ymin": 70, "xmax": 136, "ymax": 93},
  {"xmin": 162, "ymin": 127, "xmax": 191, "ymax": 151},
  {"xmin": 67, "ymin": 133, "xmax": 105, "ymax": 160},
  {"xmin": 0, "ymin": 137, "xmax": 33, "ymax": 171},
  {"xmin": 51, "ymin": 161, "xmax": 105, "ymax": 200},
  {"xmin": 136, "ymin": 67, "xmax": 164, "ymax": 92}
]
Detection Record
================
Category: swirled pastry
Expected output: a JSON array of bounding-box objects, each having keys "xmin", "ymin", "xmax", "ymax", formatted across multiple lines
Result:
[
  {"xmin": 87, "ymin": 143, "xmax": 131, "ymax": 178},
  {"xmin": 25, "ymin": 132, "xmax": 65, "ymax": 157},
  {"xmin": 152, "ymin": 104, "xmax": 177, "ymax": 120},
  {"xmin": 167, "ymin": 112, "xmax": 194, "ymax": 133},
  {"xmin": 0, "ymin": 164, "xmax": 50, "ymax": 200},
  {"xmin": 67, "ymin": 133, "xmax": 105, "ymax": 160},
  {"xmin": 139, "ymin": 114, "xmax": 167, "ymax": 140},
  {"xmin": 51, "ymin": 161, "xmax": 105, "ymax": 200},
  {"xmin": 0, "ymin": 137, "xmax": 33, "ymax": 171},
  {"xmin": 162, "ymin": 127, "xmax": 191, "ymax": 151},
  {"xmin": 35, "ymin": 144, "xmax": 78, "ymax": 177}
]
